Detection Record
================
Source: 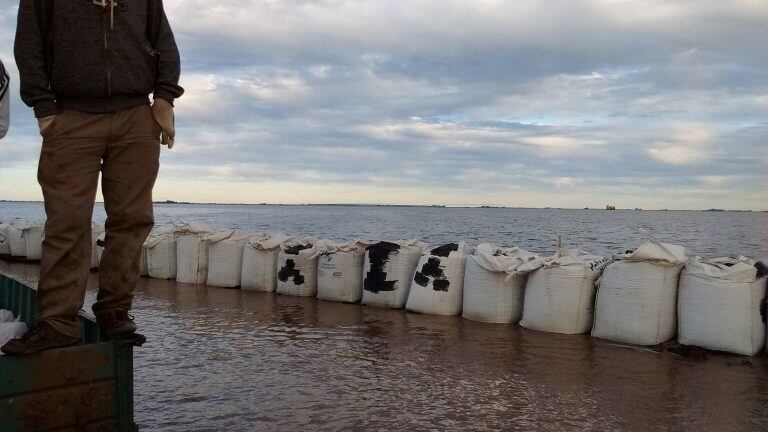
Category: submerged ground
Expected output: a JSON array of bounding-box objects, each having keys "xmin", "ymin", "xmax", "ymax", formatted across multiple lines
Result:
[{"xmin": 2, "ymin": 260, "xmax": 766, "ymax": 432}]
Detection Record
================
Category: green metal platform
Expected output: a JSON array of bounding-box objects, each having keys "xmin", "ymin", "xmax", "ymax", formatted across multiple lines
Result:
[{"xmin": 0, "ymin": 274, "xmax": 137, "ymax": 432}]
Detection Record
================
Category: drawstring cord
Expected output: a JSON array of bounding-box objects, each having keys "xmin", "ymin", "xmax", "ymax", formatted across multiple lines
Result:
[
  {"xmin": 88, "ymin": 0, "xmax": 128, "ymax": 30},
  {"xmin": 94, "ymin": 0, "xmax": 116, "ymax": 29}
]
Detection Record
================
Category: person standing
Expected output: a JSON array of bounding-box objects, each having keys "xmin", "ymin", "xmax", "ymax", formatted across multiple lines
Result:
[
  {"xmin": 2, "ymin": 0, "xmax": 183, "ymax": 355},
  {"xmin": 0, "ymin": 58, "xmax": 9, "ymax": 139}
]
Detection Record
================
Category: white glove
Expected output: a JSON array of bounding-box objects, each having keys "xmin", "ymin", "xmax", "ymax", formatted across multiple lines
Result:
[{"xmin": 151, "ymin": 99, "xmax": 176, "ymax": 149}]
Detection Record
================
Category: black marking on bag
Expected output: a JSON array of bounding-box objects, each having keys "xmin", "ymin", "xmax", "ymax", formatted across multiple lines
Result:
[
  {"xmin": 0, "ymin": 61, "xmax": 9, "ymax": 101},
  {"xmin": 588, "ymin": 257, "xmax": 613, "ymax": 271},
  {"xmin": 755, "ymin": 261, "xmax": 768, "ymax": 279},
  {"xmin": 415, "ymin": 257, "xmax": 450, "ymax": 292},
  {"xmin": 430, "ymin": 243, "xmax": 459, "ymax": 257},
  {"xmin": 278, "ymin": 259, "xmax": 305, "ymax": 285},
  {"xmin": 284, "ymin": 243, "xmax": 313, "ymax": 255},
  {"xmin": 364, "ymin": 241, "xmax": 400, "ymax": 293}
]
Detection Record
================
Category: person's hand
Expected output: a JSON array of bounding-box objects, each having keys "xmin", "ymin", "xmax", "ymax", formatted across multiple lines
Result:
[
  {"xmin": 37, "ymin": 115, "xmax": 56, "ymax": 137},
  {"xmin": 151, "ymin": 98, "xmax": 175, "ymax": 149}
]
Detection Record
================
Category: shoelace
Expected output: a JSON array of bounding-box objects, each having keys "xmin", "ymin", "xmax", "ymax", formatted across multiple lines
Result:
[{"xmin": 114, "ymin": 311, "xmax": 135, "ymax": 322}]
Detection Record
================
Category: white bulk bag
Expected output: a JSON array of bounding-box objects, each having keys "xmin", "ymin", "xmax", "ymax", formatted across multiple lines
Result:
[
  {"xmin": 7, "ymin": 222, "xmax": 26, "ymax": 258},
  {"xmin": 520, "ymin": 236, "xmax": 611, "ymax": 334},
  {"xmin": 462, "ymin": 244, "xmax": 539, "ymax": 324},
  {"xmin": 21, "ymin": 222, "xmax": 45, "ymax": 261},
  {"xmin": 206, "ymin": 229, "xmax": 252, "ymax": 288},
  {"xmin": 173, "ymin": 221, "xmax": 214, "ymax": 284},
  {"xmin": 0, "ymin": 223, "xmax": 11, "ymax": 256},
  {"xmin": 176, "ymin": 235, "xmax": 209, "ymax": 284},
  {"xmin": 361, "ymin": 240, "xmax": 429, "ymax": 309},
  {"xmin": 276, "ymin": 238, "xmax": 323, "ymax": 297},
  {"xmin": 317, "ymin": 240, "xmax": 375, "ymax": 303},
  {"xmin": 406, "ymin": 243, "xmax": 472, "ymax": 316},
  {"xmin": 145, "ymin": 232, "xmax": 177, "ymax": 280},
  {"xmin": 0, "ymin": 309, "xmax": 15, "ymax": 323},
  {"xmin": 0, "ymin": 321, "xmax": 29, "ymax": 354},
  {"xmin": 241, "ymin": 234, "xmax": 292, "ymax": 292},
  {"xmin": 592, "ymin": 229, "xmax": 687, "ymax": 345},
  {"xmin": 678, "ymin": 257, "xmax": 767, "ymax": 355},
  {"xmin": 90, "ymin": 224, "xmax": 105, "ymax": 270}
]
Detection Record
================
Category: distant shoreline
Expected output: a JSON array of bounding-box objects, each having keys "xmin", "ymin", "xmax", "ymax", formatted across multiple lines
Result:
[{"xmin": 0, "ymin": 200, "xmax": 763, "ymax": 212}]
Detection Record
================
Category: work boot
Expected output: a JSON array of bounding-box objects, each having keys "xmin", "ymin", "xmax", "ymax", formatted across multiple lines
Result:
[
  {"xmin": 96, "ymin": 310, "xmax": 137, "ymax": 335},
  {"xmin": 0, "ymin": 322, "xmax": 80, "ymax": 355}
]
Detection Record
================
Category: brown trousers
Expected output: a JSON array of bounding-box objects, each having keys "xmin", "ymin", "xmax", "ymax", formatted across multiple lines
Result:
[{"xmin": 37, "ymin": 104, "xmax": 160, "ymax": 337}]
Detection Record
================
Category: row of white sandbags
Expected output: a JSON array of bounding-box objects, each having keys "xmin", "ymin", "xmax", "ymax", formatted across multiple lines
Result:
[
  {"xmin": 276, "ymin": 238, "xmax": 531, "ymax": 318},
  {"xmin": 137, "ymin": 223, "xmax": 271, "ymax": 285},
  {"xmin": 426, "ymin": 231, "xmax": 767, "ymax": 356},
  {"xmin": 163, "ymin": 231, "xmax": 428, "ymax": 305},
  {"xmin": 0, "ymin": 220, "xmax": 104, "ymax": 268},
  {"xmin": 254, "ymin": 237, "xmax": 600, "ymax": 329},
  {"xmin": 139, "ymin": 223, "xmax": 767, "ymax": 355},
  {"xmin": 222, "ymin": 235, "xmax": 433, "ymax": 305},
  {"xmin": 589, "ymin": 230, "xmax": 767, "ymax": 355},
  {"xmin": 266, "ymin": 238, "xmax": 474, "ymax": 315},
  {"xmin": 137, "ymin": 222, "xmax": 252, "ymax": 284},
  {"xmin": 139, "ymin": 227, "xmax": 470, "ymax": 313},
  {"xmin": 262, "ymin": 237, "xmax": 461, "ymax": 309},
  {"xmin": 272, "ymin": 238, "xmax": 470, "ymax": 315}
]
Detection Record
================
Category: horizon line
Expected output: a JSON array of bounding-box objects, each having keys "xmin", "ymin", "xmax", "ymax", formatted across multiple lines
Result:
[{"xmin": 0, "ymin": 200, "xmax": 764, "ymax": 212}]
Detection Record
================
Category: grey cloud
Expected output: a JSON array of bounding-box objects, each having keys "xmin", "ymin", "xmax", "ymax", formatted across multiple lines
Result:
[{"xmin": 1, "ymin": 1, "xmax": 766, "ymax": 208}]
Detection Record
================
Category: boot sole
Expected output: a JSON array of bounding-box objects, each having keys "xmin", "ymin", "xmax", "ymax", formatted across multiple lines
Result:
[
  {"xmin": 0, "ymin": 339, "xmax": 80, "ymax": 356},
  {"xmin": 102, "ymin": 323, "xmax": 138, "ymax": 336}
]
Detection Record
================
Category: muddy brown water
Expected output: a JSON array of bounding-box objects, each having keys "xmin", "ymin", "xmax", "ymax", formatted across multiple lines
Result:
[{"xmin": 2, "ymin": 261, "xmax": 767, "ymax": 432}]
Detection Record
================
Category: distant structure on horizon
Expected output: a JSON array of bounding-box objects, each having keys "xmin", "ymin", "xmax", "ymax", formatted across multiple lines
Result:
[{"xmin": 606, "ymin": 205, "xmax": 616, "ymax": 211}]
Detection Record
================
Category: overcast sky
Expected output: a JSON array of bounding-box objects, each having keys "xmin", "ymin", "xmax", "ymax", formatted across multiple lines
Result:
[{"xmin": 0, "ymin": 0, "xmax": 766, "ymax": 209}]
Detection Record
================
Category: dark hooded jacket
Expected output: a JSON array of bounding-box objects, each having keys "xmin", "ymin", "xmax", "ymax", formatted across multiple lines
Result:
[{"xmin": 15, "ymin": 0, "xmax": 184, "ymax": 118}]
